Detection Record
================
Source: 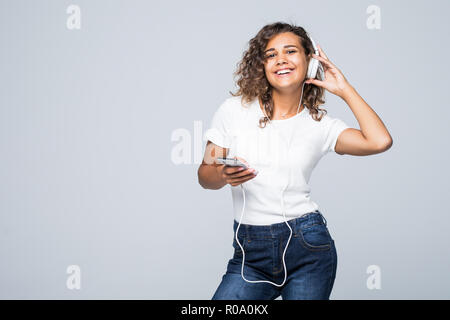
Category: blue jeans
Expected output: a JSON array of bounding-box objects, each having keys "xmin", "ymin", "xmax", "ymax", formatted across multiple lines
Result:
[{"xmin": 212, "ymin": 210, "xmax": 337, "ymax": 300}]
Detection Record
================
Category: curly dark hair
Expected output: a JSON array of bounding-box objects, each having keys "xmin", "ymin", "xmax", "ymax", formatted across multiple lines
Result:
[{"xmin": 229, "ymin": 22, "xmax": 328, "ymax": 128}]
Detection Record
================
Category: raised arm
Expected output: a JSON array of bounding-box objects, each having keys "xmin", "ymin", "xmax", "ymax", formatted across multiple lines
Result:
[
  {"xmin": 305, "ymin": 44, "xmax": 393, "ymax": 156},
  {"xmin": 334, "ymin": 86, "xmax": 393, "ymax": 156}
]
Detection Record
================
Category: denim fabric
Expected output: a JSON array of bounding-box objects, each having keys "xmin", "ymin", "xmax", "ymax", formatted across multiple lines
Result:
[{"xmin": 212, "ymin": 210, "xmax": 337, "ymax": 300}]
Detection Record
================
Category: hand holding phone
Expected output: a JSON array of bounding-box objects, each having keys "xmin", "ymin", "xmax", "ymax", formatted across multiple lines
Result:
[
  {"xmin": 215, "ymin": 157, "xmax": 248, "ymax": 169},
  {"xmin": 216, "ymin": 157, "xmax": 258, "ymax": 187}
]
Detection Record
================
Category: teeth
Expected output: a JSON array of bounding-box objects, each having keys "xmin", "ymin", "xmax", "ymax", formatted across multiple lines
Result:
[{"xmin": 277, "ymin": 69, "xmax": 291, "ymax": 75}]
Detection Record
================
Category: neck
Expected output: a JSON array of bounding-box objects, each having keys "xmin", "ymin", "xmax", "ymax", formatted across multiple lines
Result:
[{"xmin": 271, "ymin": 88, "xmax": 303, "ymax": 119}]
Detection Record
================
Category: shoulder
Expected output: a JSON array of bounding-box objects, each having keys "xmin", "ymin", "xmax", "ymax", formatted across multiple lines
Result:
[
  {"xmin": 318, "ymin": 112, "xmax": 332, "ymax": 124},
  {"xmin": 315, "ymin": 109, "xmax": 350, "ymax": 138},
  {"xmin": 320, "ymin": 110, "xmax": 347, "ymax": 127},
  {"xmin": 217, "ymin": 95, "xmax": 252, "ymax": 115},
  {"xmin": 310, "ymin": 109, "xmax": 338, "ymax": 126},
  {"xmin": 302, "ymin": 108, "xmax": 347, "ymax": 133},
  {"xmin": 301, "ymin": 108, "xmax": 330, "ymax": 126}
]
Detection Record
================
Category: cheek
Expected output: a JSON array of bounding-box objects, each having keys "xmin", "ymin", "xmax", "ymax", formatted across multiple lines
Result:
[
  {"xmin": 293, "ymin": 57, "xmax": 306, "ymax": 68},
  {"xmin": 264, "ymin": 66, "xmax": 274, "ymax": 79}
]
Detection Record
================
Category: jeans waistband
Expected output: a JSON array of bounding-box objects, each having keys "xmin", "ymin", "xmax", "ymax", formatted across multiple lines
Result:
[{"xmin": 233, "ymin": 210, "xmax": 327, "ymax": 239}]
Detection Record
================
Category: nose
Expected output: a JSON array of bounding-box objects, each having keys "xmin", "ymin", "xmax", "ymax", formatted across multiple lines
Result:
[{"xmin": 276, "ymin": 57, "xmax": 288, "ymax": 66}]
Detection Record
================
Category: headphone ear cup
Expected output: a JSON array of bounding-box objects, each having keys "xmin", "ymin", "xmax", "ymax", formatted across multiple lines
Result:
[{"xmin": 307, "ymin": 58, "xmax": 319, "ymax": 79}]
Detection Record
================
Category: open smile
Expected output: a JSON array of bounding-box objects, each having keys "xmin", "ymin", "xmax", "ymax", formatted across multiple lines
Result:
[{"xmin": 274, "ymin": 68, "xmax": 295, "ymax": 77}]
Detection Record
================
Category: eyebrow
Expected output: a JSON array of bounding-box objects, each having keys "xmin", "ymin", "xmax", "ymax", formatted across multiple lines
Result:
[{"xmin": 264, "ymin": 45, "xmax": 299, "ymax": 54}]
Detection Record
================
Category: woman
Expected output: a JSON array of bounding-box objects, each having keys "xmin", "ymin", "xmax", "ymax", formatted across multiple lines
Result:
[{"xmin": 198, "ymin": 22, "xmax": 392, "ymax": 300}]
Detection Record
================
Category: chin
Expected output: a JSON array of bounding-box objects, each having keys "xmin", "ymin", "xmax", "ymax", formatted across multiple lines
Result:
[{"xmin": 270, "ymin": 80, "xmax": 303, "ymax": 90}]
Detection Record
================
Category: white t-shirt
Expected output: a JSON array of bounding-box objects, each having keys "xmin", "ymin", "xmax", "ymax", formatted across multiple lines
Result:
[{"xmin": 204, "ymin": 96, "xmax": 350, "ymax": 225}]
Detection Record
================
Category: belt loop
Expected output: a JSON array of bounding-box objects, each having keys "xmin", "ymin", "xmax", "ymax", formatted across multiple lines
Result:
[{"xmin": 320, "ymin": 212, "xmax": 327, "ymax": 226}]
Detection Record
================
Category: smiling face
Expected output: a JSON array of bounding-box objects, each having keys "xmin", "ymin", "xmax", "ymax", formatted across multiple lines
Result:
[{"xmin": 263, "ymin": 32, "xmax": 309, "ymax": 92}]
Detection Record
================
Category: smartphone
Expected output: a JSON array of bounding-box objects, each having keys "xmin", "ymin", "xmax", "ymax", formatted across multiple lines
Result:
[{"xmin": 216, "ymin": 157, "xmax": 248, "ymax": 169}]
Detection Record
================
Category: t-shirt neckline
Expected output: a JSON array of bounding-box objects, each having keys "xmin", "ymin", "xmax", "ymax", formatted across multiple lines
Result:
[{"xmin": 253, "ymin": 98, "xmax": 308, "ymax": 123}]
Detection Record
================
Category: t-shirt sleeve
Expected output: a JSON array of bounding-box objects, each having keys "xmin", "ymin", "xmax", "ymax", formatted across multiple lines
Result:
[
  {"xmin": 321, "ymin": 113, "xmax": 350, "ymax": 155},
  {"xmin": 204, "ymin": 98, "xmax": 234, "ymax": 148}
]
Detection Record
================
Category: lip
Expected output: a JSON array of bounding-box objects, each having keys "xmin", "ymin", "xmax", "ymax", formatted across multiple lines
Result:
[{"xmin": 274, "ymin": 68, "xmax": 294, "ymax": 77}]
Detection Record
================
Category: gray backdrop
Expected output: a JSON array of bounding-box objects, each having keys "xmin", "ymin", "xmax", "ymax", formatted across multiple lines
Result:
[{"xmin": 1, "ymin": 0, "xmax": 449, "ymax": 299}]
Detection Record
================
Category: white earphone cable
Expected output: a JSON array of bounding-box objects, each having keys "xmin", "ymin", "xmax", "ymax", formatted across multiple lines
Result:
[{"xmin": 235, "ymin": 81, "xmax": 306, "ymax": 287}]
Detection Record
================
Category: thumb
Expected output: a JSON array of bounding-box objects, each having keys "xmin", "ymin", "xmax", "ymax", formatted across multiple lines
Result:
[
  {"xmin": 305, "ymin": 78, "xmax": 323, "ymax": 87},
  {"xmin": 234, "ymin": 156, "xmax": 249, "ymax": 166}
]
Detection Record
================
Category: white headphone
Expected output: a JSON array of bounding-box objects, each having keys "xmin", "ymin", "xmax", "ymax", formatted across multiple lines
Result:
[
  {"xmin": 235, "ymin": 34, "xmax": 323, "ymax": 287},
  {"xmin": 306, "ymin": 36, "xmax": 322, "ymax": 79},
  {"xmin": 262, "ymin": 34, "xmax": 323, "ymax": 123}
]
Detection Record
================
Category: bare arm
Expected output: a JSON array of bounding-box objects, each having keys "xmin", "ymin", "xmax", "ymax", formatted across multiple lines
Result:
[
  {"xmin": 197, "ymin": 141, "xmax": 257, "ymax": 189},
  {"xmin": 305, "ymin": 44, "xmax": 393, "ymax": 156},
  {"xmin": 337, "ymin": 85, "xmax": 393, "ymax": 153},
  {"xmin": 197, "ymin": 141, "xmax": 228, "ymax": 190}
]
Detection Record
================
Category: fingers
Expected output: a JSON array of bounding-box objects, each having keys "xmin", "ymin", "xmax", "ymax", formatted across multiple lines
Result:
[
  {"xmin": 223, "ymin": 166, "xmax": 244, "ymax": 175},
  {"xmin": 234, "ymin": 156, "xmax": 249, "ymax": 167},
  {"xmin": 311, "ymin": 53, "xmax": 334, "ymax": 69},
  {"xmin": 225, "ymin": 166, "xmax": 256, "ymax": 178},
  {"xmin": 305, "ymin": 78, "xmax": 324, "ymax": 87},
  {"xmin": 228, "ymin": 172, "xmax": 257, "ymax": 186},
  {"xmin": 311, "ymin": 44, "xmax": 334, "ymax": 68},
  {"xmin": 317, "ymin": 43, "xmax": 329, "ymax": 60},
  {"xmin": 312, "ymin": 54, "xmax": 340, "ymax": 78},
  {"xmin": 221, "ymin": 165, "xmax": 258, "ymax": 187},
  {"xmin": 222, "ymin": 157, "xmax": 258, "ymax": 186},
  {"xmin": 223, "ymin": 166, "xmax": 244, "ymax": 174}
]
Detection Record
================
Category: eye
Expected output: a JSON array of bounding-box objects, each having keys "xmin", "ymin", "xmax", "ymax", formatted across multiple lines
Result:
[{"xmin": 265, "ymin": 50, "xmax": 297, "ymax": 59}]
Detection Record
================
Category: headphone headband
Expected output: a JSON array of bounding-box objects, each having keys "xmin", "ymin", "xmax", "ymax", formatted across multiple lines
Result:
[{"xmin": 308, "ymin": 35, "xmax": 319, "ymax": 56}]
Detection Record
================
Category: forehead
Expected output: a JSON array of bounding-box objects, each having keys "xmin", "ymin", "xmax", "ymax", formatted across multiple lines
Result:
[{"xmin": 265, "ymin": 32, "xmax": 302, "ymax": 50}]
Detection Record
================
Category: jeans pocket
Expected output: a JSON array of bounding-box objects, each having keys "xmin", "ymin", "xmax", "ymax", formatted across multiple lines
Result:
[
  {"xmin": 297, "ymin": 223, "xmax": 332, "ymax": 251},
  {"xmin": 237, "ymin": 238, "xmax": 273, "ymax": 268}
]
